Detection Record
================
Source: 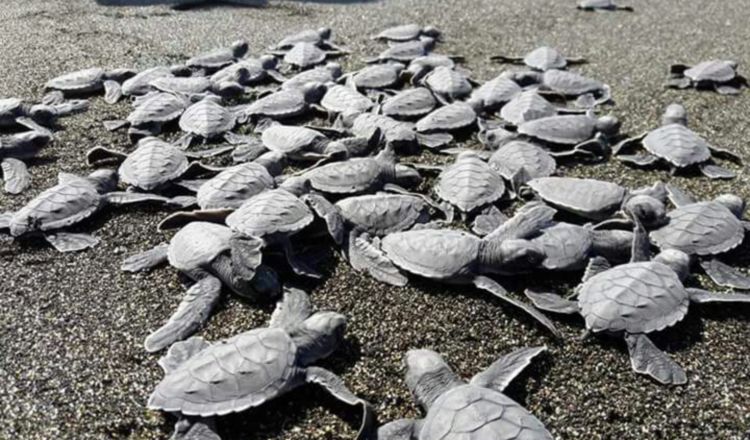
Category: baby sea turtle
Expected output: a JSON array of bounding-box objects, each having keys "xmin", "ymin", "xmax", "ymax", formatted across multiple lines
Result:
[
  {"xmin": 514, "ymin": 69, "xmax": 612, "ymax": 106},
  {"xmin": 470, "ymin": 73, "xmax": 522, "ymax": 111},
  {"xmin": 344, "ymin": 63, "xmax": 404, "ymax": 93},
  {"xmin": 490, "ymin": 46, "xmax": 586, "ymax": 71},
  {"xmin": 525, "ymin": 177, "xmax": 667, "ymax": 226},
  {"xmin": 0, "ymin": 129, "xmax": 52, "ymax": 194},
  {"xmin": 406, "ymin": 54, "xmax": 459, "ymax": 84},
  {"xmin": 237, "ymin": 81, "xmax": 327, "ymax": 123},
  {"xmin": 116, "ymin": 66, "xmax": 174, "ymax": 102},
  {"xmin": 147, "ymin": 288, "xmax": 373, "ymax": 439},
  {"xmin": 516, "ymin": 112, "xmax": 619, "ymax": 158},
  {"xmin": 366, "ymin": 37, "xmax": 436, "ymax": 64},
  {"xmin": 104, "ymin": 92, "xmax": 191, "ymax": 141},
  {"xmin": 210, "ymin": 55, "xmax": 286, "ymax": 86},
  {"xmin": 272, "ymin": 42, "xmax": 335, "ymax": 70},
  {"xmin": 0, "ymin": 169, "xmax": 179, "ymax": 252},
  {"xmin": 372, "ymin": 23, "xmax": 441, "ymax": 42},
  {"xmin": 488, "ymin": 140, "xmax": 557, "ymax": 191},
  {"xmin": 186, "ymin": 39, "xmax": 249, "ymax": 72},
  {"xmin": 649, "ymin": 185, "xmax": 750, "ymax": 290},
  {"xmin": 614, "ymin": 104, "xmax": 741, "ymax": 178},
  {"xmin": 281, "ymin": 62, "xmax": 343, "ymax": 91},
  {"xmin": 526, "ymin": 228, "xmax": 750, "ymax": 385},
  {"xmin": 577, "ymin": 0, "xmax": 633, "ymax": 11},
  {"xmin": 319, "ymin": 84, "xmax": 374, "ymax": 115},
  {"xmin": 260, "ymin": 123, "xmax": 378, "ymax": 162},
  {"xmin": 380, "ymin": 203, "xmax": 560, "ymax": 335},
  {"xmin": 415, "ymin": 100, "xmax": 480, "ymax": 135},
  {"xmin": 336, "ymin": 111, "xmax": 451, "ymax": 152},
  {"xmin": 148, "ymin": 75, "xmax": 243, "ymax": 100},
  {"xmin": 421, "ymin": 66, "xmax": 475, "ymax": 104},
  {"xmin": 666, "ymin": 60, "xmax": 746, "ymax": 94},
  {"xmin": 122, "ymin": 221, "xmax": 278, "ymax": 351},
  {"xmin": 0, "ymin": 97, "xmax": 87, "ymax": 131},
  {"xmin": 177, "ymin": 95, "xmax": 237, "ymax": 147},
  {"xmin": 380, "ymin": 87, "xmax": 437, "ymax": 119},
  {"xmin": 532, "ymin": 222, "xmax": 634, "ymax": 272},
  {"xmin": 499, "ymin": 90, "xmax": 561, "ymax": 126},
  {"xmin": 435, "ymin": 151, "xmax": 506, "ymax": 218},
  {"xmin": 45, "ymin": 67, "xmax": 135, "ymax": 98},
  {"xmin": 269, "ymin": 27, "xmax": 344, "ymax": 52},
  {"xmin": 378, "ymin": 347, "xmax": 552, "ymax": 440}
]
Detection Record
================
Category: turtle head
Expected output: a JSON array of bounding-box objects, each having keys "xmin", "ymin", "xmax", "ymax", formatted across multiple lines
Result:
[
  {"xmin": 231, "ymin": 39, "xmax": 249, "ymax": 58},
  {"xmin": 507, "ymin": 70, "xmax": 542, "ymax": 86},
  {"xmin": 19, "ymin": 130, "xmax": 53, "ymax": 152},
  {"xmin": 28, "ymin": 105, "xmax": 57, "ymax": 125},
  {"xmin": 715, "ymin": 194, "xmax": 745, "ymax": 219},
  {"xmin": 394, "ymin": 164, "xmax": 423, "ymax": 188},
  {"xmin": 317, "ymin": 27, "xmax": 332, "ymax": 40},
  {"xmin": 278, "ymin": 175, "xmax": 311, "ymax": 196},
  {"xmin": 325, "ymin": 62, "xmax": 343, "ymax": 78},
  {"xmin": 259, "ymin": 54, "xmax": 278, "ymax": 70},
  {"xmin": 87, "ymin": 169, "xmax": 118, "ymax": 193},
  {"xmin": 422, "ymin": 25, "xmax": 441, "ymax": 39},
  {"xmin": 654, "ymin": 249, "xmax": 691, "ymax": 281},
  {"xmin": 404, "ymin": 349, "xmax": 462, "ymax": 411},
  {"xmin": 662, "ymin": 103, "xmax": 687, "ymax": 126},
  {"xmin": 254, "ymin": 151, "xmax": 287, "ymax": 176},
  {"xmin": 336, "ymin": 109, "xmax": 361, "ymax": 129},
  {"xmin": 420, "ymin": 36, "xmax": 437, "ymax": 50},
  {"xmin": 595, "ymin": 115, "xmax": 621, "ymax": 136},
  {"xmin": 293, "ymin": 311, "xmax": 347, "ymax": 365},
  {"xmin": 480, "ymin": 238, "xmax": 545, "ymax": 274},
  {"xmin": 302, "ymin": 81, "xmax": 327, "ymax": 103},
  {"xmin": 623, "ymin": 195, "xmax": 667, "ymax": 228},
  {"xmin": 466, "ymin": 97, "xmax": 485, "ymax": 113}
]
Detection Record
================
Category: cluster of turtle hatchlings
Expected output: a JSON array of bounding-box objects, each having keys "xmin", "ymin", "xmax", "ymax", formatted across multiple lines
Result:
[{"xmin": 2, "ymin": 6, "xmax": 750, "ymax": 439}]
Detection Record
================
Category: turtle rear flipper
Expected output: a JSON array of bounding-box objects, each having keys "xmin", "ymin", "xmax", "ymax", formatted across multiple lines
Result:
[
  {"xmin": 303, "ymin": 193, "xmax": 345, "ymax": 245},
  {"xmin": 524, "ymin": 288, "xmax": 579, "ymax": 314},
  {"xmin": 377, "ymin": 419, "xmax": 420, "ymax": 440},
  {"xmin": 0, "ymin": 212, "xmax": 11, "ymax": 229},
  {"xmin": 121, "ymin": 243, "xmax": 169, "ymax": 273},
  {"xmin": 105, "ymin": 191, "xmax": 171, "ymax": 205},
  {"xmin": 103, "ymin": 80, "xmax": 122, "ymax": 104},
  {"xmin": 664, "ymin": 183, "xmax": 696, "ymax": 207},
  {"xmin": 305, "ymin": 366, "xmax": 375, "ymax": 440},
  {"xmin": 144, "ymin": 275, "xmax": 222, "ymax": 353},
  {"xmin": 229, "ymin": 235, "xmax": 264, "ymax": 288},
  {"xmin": 86, "ymin": 146, "xmax": 128, "ymax": 165},
  {"xmin": 470, "ymin": 346, "xmax": 546, "ymax": 393},
  {"xmin": 617, "ymin": 153, "xmax": 660, "ymax": 167},
  {"xmin": 103, "ymin": 119, "xmax": 129, "ymax": 132},
  {"xmin": 687, "ymin": 288, "xmax": 750, "ymax": 303},
  {"xmin": 473, "ymin": 275, "xmax": 560, "ymax": 337},
  {"xmin": 665, "ymin": 77, "xmax": 692, "ymax": 89},
  {"xmin": 625, "ymin": 333, "xmax": 686, "ymax": 385},
  {"xmin": 44, "ymin": 231, "xmax": 99, "ymax": 252},
  {"xmin": 2, "ymin": 158, "xmax": 31, "ymax": 194},
  {"xmin": 157, "ymin": 336, "xmax": 210, "ymax": 374},
  {"xmin": 700, "ymin": 259, "xmax": 750, "ymax": 290},
  {"xmin": 281, "ymin": 237, "xmax": 322, "ymax": 279},
  {"xmin": 416, "ymin": 132, "xmax": 452, "ymax": 149},
  {"xmin": 170, "ymin": 416, "xmax": 220, "ymax": 440},
  {"xmin": 699, "ymin": 163, "xmax": 735, "ymax": 179},
  {"xmin": 714, "ymin": 84, "xmax": 741, "ymax": 95},
  {"xmin": 42, "ymin": 91, "xmax": 65, "ymax": 106},
  {"xmin": 269, "ymin": 287, "xmax": 312, "ymax": 331},
  {"xmin": 348, "ymin": 232, "xmax": 408, "ymax": 287},
  {"xmin": 582, "ymin": 256, "xmax": 611, "ymax": 282}
]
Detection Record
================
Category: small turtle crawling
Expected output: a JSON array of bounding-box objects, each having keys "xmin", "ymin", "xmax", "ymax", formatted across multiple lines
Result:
[
  {"xmin": 434, "ymin": 151, "xmax": 507, "ymax": 219},
  {"xmin": 512, "ymin": 69, "xmax": 612, "ymax": 107},
  {"xmin": 269, "ymin": 27, "xmax": 345, "ymax": 52},
  {"xmin": 516, "ymin": 111, "xmax": 618, "ymax": 158},
  {"xmin": 490, "ymin": 46, "xmax": 586, "ymax": 71},
  {"xmin": 147, "ymin": 288, "xmax": 373, "ymax": 439},
  {"xmin": 271, "ymin": 42, "xmax": 342, "ymax": 70},
  {"xmin": 666, "ymin": 60, "xmax": 747, "ymax": 94},
  {"xmin": 0, "ymin": 129, "xmax": 52, "ymax": 194},
  {"xmin": 185, "ymin": 39, "xmax": 249, "ymax": 72},
  {"xmin": 577, "ymin": 0, "xmax": 633, "ymax": 11},
  {"xmin": 614, "ymin": 104, "xmax": 741, "ymax": 179},
  {"xmin": 45, "ymin": 67, "xmax": 136, "ymax": 98},
  {"xmin": 366, "ymin": 37, "xmax": 436, "ymax": 64},
  {"xmin": 420, "ymin": 66, "xmax": 475, "ymax": 104},
  {"xmin": 649, "ymin": 184, "xmax": 750, "ymax": 290},
  {"xmin": 380, "ymin": 203, "xmax": 560, "ymax": 336},
  {"xmin": 380, "ymin": 87, "xmax": 437, "ymax": 119},
  {"xmin": 378, "ymin": 347, "xmax": 552, "ymax": 440},
  {"xmin": 103, "ymin": 91, "xmax": 192, "ymax": 142},
  {"xmin": 0, "ymin": 169, "xmax": 182, "ymax": 252},
  {"xmin": 526, "ymin": 223, "xmax": 750, "ymax": 385},
  {"xmin": 371, "ymin": 23, "xmax": 441, "ymax": 42},
  {"xmin": 236, "ymin": 81, "xmax": 327, "ymax": 123},
  {"xmin": 0, "ymin": 97, "xmax": 89, "ymax": 131},
  {"xmin": 177, "ymin": 95, "xmax": 238, "ymax": 147},
  {"xmin": 532, "ymin": 222, "xmax": 634, "ymax": 272}
]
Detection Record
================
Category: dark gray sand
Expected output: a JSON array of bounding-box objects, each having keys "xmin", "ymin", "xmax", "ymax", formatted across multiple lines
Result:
[{"xmin": 1, "ymin": 0, "xmax": 750, "ymax": 439}]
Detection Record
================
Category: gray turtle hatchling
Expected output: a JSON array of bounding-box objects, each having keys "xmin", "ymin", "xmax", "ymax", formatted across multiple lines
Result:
[
  {"xmin": 470, "ymin": 73, "xmax": 522, "ymax": 111},
  {"xmin": 372, "ymin": 23, "xmax": 441, "ymax": 42},
  {"xmin": 122, "ymin": 221, "xmax": 278, "ymax": 352},
  {"xmin": 488, "ymin": 140, "xmax": 557, "ymax": 192},
  {"xmin": 378, "ymin": 347, "xmax": 552, "ymax": 440},
  {"xmin": 614, "ymin": 103, "xmax": 741, "ymax": 179},
  {"xmin": 577, "ymin": 0, "xmax": 633, "ymax": 11},
  {"xmin": 186, "ymin": 39, "xmax": 249, "ymax": 72},
  {"xmin": 260, "ymin": 123, "xmax": 377, "ymax": 162},
  {"xmin": 366, "ymin": 37, "xmax": 436, "ymax": 64},
  {"xmin": 667, "ymin": 60, "xmax": 746, "ymax": 94},
  {"xmin": 434, "ymin": 151, "xmax": 506, "ymax": 219},
  {"xmin": 45, "ymin": 67, "xmax": 135, "ymax": 100},
  {"xmin": 269, "ymin": 27, "xmax": 345, "ymax": 52},
  {"xmin": 525, "ymin": 176, "xmax": 667, "ymax": 226},
  {"xmin": 526, "ymin": 227, "xmax": 750, "ymax": 385},
  {"xmin": 0, "ymin": 129, "xmax": 52, "ymax": 194},
  {"xmin": 649, "ymin": 185, "xmax": 750, "ymax": 290},
  {"xmin": 320, "ymin": 84, "xmax": 375, "ymax": 115},
  {"xmin": 380, "ymin": 87, "xmax": 437, "ymax": 119},
  {"xmin": 415, "ymin": 100, "xmax": 481, "ymax": 136},
  {"xmin": 516, "ymin": 111, "xmax": 619, "ymax": 158},
  {"xmin": 490, "ymin": 46, "xmax": 586, "ymax": 71},
  {"xmin": 273, "ymin": 42, "xmax": 334, "ymax": 70},
  {"xmin": 148, "ymin": 75, "xmax": 243, "ymax": 101},
  {"xmin": 0, "ymin": 169, "xmax": 179, "ymax": 252},
  {"xmin": 177, "ymin": 95, "xmax": 238, "ymax": 147},
  {"xmin": 116, "ymin": 66, "xmax": 175, "ymax": 102},
  {"xmin": 500, "ymin": 90, "xmax": 560, "ymax": 126},
  {"xmin": 531, "ymin": 222, "xmax": 634, "ymax": 272},
  {"xmin": 406, "ymin": 54, "xmax": 459, "ymax": 84},
  {"xmin": 281, "ymin": 62, "xmax": 343, "ymax": 91},
  {"xmin": 513, "ymin": 69, "xmax": 612, "ymax": 107},
  {"xmin": 336, "ymin": 111, "xmax": 451, "ymax": 152},
  {"xmin": 344, "ymin": 63, "xmax": 404, "ymax": 94},
  {"xmin": 421, "ymin": 66, "xmax": 475, "ymax": 104},
  {"xmin": 210, "ymin": 55, "xmax": 286, "ymax": 86},
  {"xmin": 103, "ymin": 91, "xmax": 191, "ymax": 141},
  {"xmin": 147, "ymin": 288, "xmax": 373, "ymax": 439},
  {"xmin": 0, "ymin": 97, "xmax": 88, "ymax": 131},
  {"xmin": 237, "ymin": 81, "xmax": 327, "ymax": 123},
  {"xmin": 380, "ymin": 203, "xmax": 560, "ymax": 335}
]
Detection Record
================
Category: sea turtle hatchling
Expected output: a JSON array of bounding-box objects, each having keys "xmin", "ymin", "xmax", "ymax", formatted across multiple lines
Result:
[
  {"xmin": 488, "ymin": 140, "xmax": 557, "ymax": 192},
  {"xmin": 531, "ymin": 222, "xmax": 634, "ymax": 272},
  {"xmin": 490, "ymin": 46, "xmax": 586, "ymax": 71},
  {"xmin": 420, "ymin": 66, "xmax": 475, "ymax": 104},
  {"xmin": 236, "ymin": 82, "xmax": 327, "ymax": 123},
  {"xmin": 666, "ymin": 60, "xmax": 747, "ymax": 94},
  {"xmin": 319, "ymin": 84, "xmax": 374, "ymax": 116},
  {"xmin": 185, "ymin": 39, "xmax": 249, "ymax": 72},
  {"xmin": 371, "ymin": 23, "xmax": 441, "ymax": 42},
  {"xmin": 499, "ymin": 90, "xmax": 563, "ymax": 126},
  {"xmin": 377, "ymin": 347, "xmax": 552, "ymax": 440},
  {"xmin": 0, "ymin": 97, "xmax": 89, "ymax": 131},
  {"xmin": 577, "ymin": 0, "xmax": 633, "ymax": 11},
  {"xmin": 332, "ymin": 111, "xmax": 451, "ymax": 152},
  {"xmin": 513, "ymin": 69, "xmax": 612, "ymax": 107},
  {"xmin": 121, "ymin": 221, "xmax": 279, "ymax": 352},
  {"xmin": 343, "ymin": 63, "xmax": 405, "ymax": 94},
  {"xmin": 0, "ymin": 129, "xmax": 53, "ymax": 194},
  {"xmin": 380, "ymin": 203, "xmax": 560, "ymax": 335},
  {"xmin": 516, "ymin": 111, "xmax": 619, "ymax": 158},
  {"xmin": 380, "ymin": 87, "xmax": 438, "ymax": 119},
  {"xmin": 210, "ymin": 55, "xmax": 286, "ymax": 86},
  {"xmin": 614, "ymin": 103, "xmax": 741, "ymax": 179},
  {"xmin": 114, "ymin": 66, "xmax": 175, "ymax": 102},
  {"xmin": 365, "ymin": 37, "xmax": 436, "ymax": 64},
  {"xmin": 259, "ymin": 122, "xmax": 379, "ymax": 162},
  {"xmin": 525, "ymin": 226, "xmax": 750, "ymax": 385},
  {"xmin": 281, "ymin": 62, "xmax": 343, "ymax": 91},
  {"xmin": 0, "ymin": 169, "xmax": 182, "ymax": 252},
  {"xmin": 271, "ymin": 42, "xmax": 339, "ymax": 70},
  {"xmin": 269, "ymin": 27, "xmax": 345, "ymax": 52},
  {"xmin": 148, "ymin": 75, "xmax": 244, "ymax": 101},
  {"xmin": 147, "ymin": 288, "xmax": 373, "ymax": 439},
  {"xmin": 103, "ymin": 91, "xmax": 192, "ymax": 141},
  {"xmin": 405, "ymin": 54, "xmax": 460, "ymax": 84},
  {"xmin": 470, "ymin": 72, "xmax": 523, "ymax": 111},
  {"xmin": 45, "ymin": 67, "xmax": 136, "ymax": 100},
  {"xmin": 649, "ymin": 184, "xmax": 750, "ymax": 290},
  {"xmin": 177, "ymin": 95, "xmax": 238, "ymax": 147},
  {"xmin": 415, "ymin": 100, "xmax": 481, "ymax": 136},
  {"xmin": 434, "ymin": 151, "xmax": 506, "ymax": 219}
]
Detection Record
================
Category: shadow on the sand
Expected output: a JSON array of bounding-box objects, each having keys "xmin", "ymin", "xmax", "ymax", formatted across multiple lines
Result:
[{"xmin": 95, "ymin": 0, "xmax": 379, "ymax": 8}]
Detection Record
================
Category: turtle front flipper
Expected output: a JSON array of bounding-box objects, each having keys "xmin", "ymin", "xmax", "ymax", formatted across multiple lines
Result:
[
  {"xmin": 524, "ymin": 288, "xmax": 579, "ymax": 314},
  {"xmin": 488, "ymin": 54, "xmax": 525, "ymax": 65},
  {"xmin": 302, "ymin": 193, "xmax": 345, "ymax": 245},
  {"xmin": 144, "ymin": 275, "xmax": 222, "ymax": 353},
  {"xmin": 2, "ymin": 158, "xmax": 31, "ymax": 194},
  {"xmin": 699, "ymin": 163, "xmax": 736, "ymax": 180},
  {"xmin": 280, "ymin": 237, "xmax": 322, "ymax": 279},
  {"xmin": 229, "ymin": 235, "xmax": 264, "ymax": 289},
  {"xmin": 470, "ymin": 345, "xmax": 547, "ymax": 392},
  {"xmin": 86, "ymin": 146, "xmax": 127, "ymax": 165},
  {"xmin": 158, "ymin": 336, "xmax": 211, "ymax": 374},
  {"xmin": 0, "ymin": 212, "xmax": 11, "ymax": 229},
  {"xmin": 347, "ymin": 232, "xmax": 408, "ymax": 287},
  {"xmin": 103, "ymin": 80, "xmax": 122, "ymax": 104},
  {"xmin": 485, "ymin": 202, "xmax": 556, "ymax": 241},
  {"xmin": 44, "ymin": 231, "xmax": 99, "ymax": 252},
  {"xmin": 611, "ymin": 131, "xmax": 647, "ymax": 156},
  {"xmin": 473, "ymin": 275, "xmax": 560, "ymax": 337},
  {"xmin": 269, "ymin": 287, "xmax": 312, "ymax": 331},
  {"xmin": 170, "ymin": 416, "xmax": 220, "ymax": 440},
  {"xmin": 121, "ymin": 243, "xmax": 169, "ymax": 273},
  {"xmin": 687, "ymin": 287, "xmax": 750, "ymax": 303},
  {"xmin": 305, "ymin": 366, "xmax": 376, "ymax": 440},
  {"xmin": 158, "ymin": 209, "xmax": 233, "ymax": 231},
  {"xmin": 624, "ymin": 333, "xmax": 686, "ymax": 385},
  {"xmin": 664, "ymin": 183, "xmax": 696, "ymax": 207},
  {"xmin": 472, "ymin": 205, "xmax": 508, "ymax": 237},
  {"xmin": 377, "ymin": 419, "xmax": 421, "ymax": 440},
  {"xmin": 700, "ymin": 259, "xmax": 750, "ymax": 290}
]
